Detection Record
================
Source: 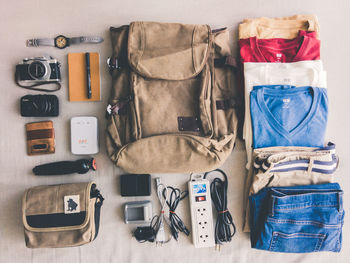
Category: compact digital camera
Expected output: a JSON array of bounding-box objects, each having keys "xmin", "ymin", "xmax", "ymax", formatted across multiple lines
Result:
[
  {"xmin": 20, "ymin": 94, "xmax": 59, "ymax": 117},
  {"xmin": 15, "ymin": 56, "xmax": 61, "ymax": 86}
]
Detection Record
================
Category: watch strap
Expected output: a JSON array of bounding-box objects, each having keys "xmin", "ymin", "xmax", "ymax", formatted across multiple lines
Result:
[
  {"xmin": 70, "ymin": 36, "xmax": 104, "ymax": 45},
  {"xmin": 27, "ymin": 38, "xmax": 55, "ymax": 47}
]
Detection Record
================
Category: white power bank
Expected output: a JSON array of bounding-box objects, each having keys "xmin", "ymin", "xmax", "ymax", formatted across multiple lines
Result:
[{"xmin": 70, "ymin": 116, "xmax": 99, "ymax": 155}]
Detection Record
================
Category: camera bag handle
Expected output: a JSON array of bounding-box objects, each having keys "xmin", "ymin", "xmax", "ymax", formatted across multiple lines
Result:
[{"xmin": 15, "ymin": 71, "xmax": 61, "ymax": 92}]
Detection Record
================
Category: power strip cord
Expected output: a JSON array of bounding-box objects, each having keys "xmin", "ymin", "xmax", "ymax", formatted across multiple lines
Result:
[{"xmin": 204, "ymin": 169, "xmax": 236, "ymax": 245}]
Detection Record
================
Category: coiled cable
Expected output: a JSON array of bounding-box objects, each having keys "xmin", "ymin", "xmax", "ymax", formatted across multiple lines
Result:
[
  {"xmin": 133, "ymin": 181, "xmax": 172, "ymax": 244},
  {"xmin": 163, "ymin": 186, "xmax": 190, "ymax": 241},
  {"xmin": 153, "ymin": 182, "xmax": 171, "ymax": 244},
  {"xmin": 204, "ymin": 169, "xmax": 236, "ymax": 245}
]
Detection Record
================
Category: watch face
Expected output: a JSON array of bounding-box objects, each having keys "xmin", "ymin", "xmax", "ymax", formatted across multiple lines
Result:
[{"xmin": 55, "ymin": 35, "xmax": 68, "ymax": 49}]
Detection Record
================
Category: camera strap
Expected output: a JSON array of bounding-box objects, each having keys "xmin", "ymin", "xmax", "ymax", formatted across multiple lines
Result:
[{"xmin": 15, "ymin": 71, "xmax": 61, "ymax": 92}]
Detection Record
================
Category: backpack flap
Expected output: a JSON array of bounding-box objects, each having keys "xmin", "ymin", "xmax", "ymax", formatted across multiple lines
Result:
[
  {"xmin": 22, "ymin": 182, "xmax": 94, "ymax": 232},
  {"xmin": 128, "ymin": 21, "xmax": 211, "ymax": 80}
]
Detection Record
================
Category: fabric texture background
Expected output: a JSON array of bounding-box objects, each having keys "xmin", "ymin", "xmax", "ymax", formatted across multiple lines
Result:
[{"xmin": 0, "ymin": 0, "xmax": 349, "ymax": 263}]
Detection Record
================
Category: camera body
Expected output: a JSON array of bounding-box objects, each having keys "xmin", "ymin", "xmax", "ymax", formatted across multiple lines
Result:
[{"xmin": 15, "ymin": 56, "xmax": 61, "ymax": 86}]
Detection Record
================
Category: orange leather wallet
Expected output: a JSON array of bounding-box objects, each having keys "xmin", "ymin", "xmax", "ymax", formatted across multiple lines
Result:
[{"xmin": 26, "ymin": 121, "xmax": 55, "ymax": 155}]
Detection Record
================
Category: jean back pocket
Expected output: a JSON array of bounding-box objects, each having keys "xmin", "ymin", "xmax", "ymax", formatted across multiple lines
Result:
[{"xmin": 269, "ymin": 232, "xmax": 325, "ymax": 253}]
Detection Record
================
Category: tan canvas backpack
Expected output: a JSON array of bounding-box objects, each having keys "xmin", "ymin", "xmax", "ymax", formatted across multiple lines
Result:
[{"xmin": 106, "ymin": 22, "xmax": 238, "ymax": 173}]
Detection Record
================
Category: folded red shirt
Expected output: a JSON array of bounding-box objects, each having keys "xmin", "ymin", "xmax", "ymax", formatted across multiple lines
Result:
[{"xmin": 239, "ymin": 30, "xmax": 320, "ymax": 63}]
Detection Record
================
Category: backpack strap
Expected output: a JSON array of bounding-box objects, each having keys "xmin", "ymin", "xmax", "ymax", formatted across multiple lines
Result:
[
  {"xmin": 214, "ymin": 55, "xmax": 237, "ymax": 68},
  {"xmin": 216, "ymin": 98, "xmax": 237, "ymax": 110}
]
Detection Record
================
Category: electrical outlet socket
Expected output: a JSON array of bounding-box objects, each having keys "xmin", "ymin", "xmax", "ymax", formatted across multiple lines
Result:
[
  {"xmin": 196, "ymin": 208, "xmax": 213, "ymax": 246},
  {"xmin": 188, "ymin": 174, "xmax": 215, "ymax": 248}
]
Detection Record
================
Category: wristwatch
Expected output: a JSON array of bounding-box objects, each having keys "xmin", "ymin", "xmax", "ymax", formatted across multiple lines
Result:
[{"xmin": 26, "ymin": 35, "xmax": 104, "ymax": 49}]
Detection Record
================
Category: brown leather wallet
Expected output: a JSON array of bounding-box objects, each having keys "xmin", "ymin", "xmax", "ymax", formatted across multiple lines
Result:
[{"xmin": 26, "ymin": 121, "xmax": 55, "ymax": 155}]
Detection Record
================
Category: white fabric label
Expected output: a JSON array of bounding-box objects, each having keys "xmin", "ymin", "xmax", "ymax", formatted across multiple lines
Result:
[{"xmin": 64, "ymin": 195, "xmax": 80, "ymax": 214}]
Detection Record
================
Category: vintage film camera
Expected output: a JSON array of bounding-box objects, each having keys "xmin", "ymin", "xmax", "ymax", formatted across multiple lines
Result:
[{"xmin": 15, "ymin": 56, "xmax": 61, "ymax": 89}]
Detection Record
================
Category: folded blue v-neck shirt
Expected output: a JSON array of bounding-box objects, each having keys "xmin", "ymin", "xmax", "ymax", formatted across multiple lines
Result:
[{"xmin": 250, "ymin": 85, "xmax": 328, "ymax": 149}]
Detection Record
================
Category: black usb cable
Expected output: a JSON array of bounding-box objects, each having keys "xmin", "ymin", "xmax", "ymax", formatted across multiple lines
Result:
[
  {"xmin": 163, "ymin": 186, "xmax": 190, "ymax": 241},
  {"xmin": 204, "ymin": 169, "xmax": 236, "ymax": 245}
]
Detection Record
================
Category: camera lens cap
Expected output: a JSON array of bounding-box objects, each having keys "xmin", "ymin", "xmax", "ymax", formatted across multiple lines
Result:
[{"xmin": 28, "ymin": 61, "xmax": 46, "ymax": 79}]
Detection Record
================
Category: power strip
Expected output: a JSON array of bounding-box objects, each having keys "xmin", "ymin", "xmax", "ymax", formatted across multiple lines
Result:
[{"xmin": 188, "ymin": 174, "xmax": 215, "ymax": 248}]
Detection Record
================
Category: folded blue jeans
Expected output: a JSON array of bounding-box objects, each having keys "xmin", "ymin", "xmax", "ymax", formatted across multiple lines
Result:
[{"xmin": 249, "ymin": 183, "xmax": 344, "ymax": 253}]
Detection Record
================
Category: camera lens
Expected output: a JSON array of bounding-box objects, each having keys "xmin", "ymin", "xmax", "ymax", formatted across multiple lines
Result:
[{"xmin": 28, "ymin": 61, "xmax": 46, "ymax": 79}]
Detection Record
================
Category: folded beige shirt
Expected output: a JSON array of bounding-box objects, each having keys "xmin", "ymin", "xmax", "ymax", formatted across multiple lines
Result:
[{"xmin": 239, "ymin": 14, "xmax": 320, "ymax": 39}]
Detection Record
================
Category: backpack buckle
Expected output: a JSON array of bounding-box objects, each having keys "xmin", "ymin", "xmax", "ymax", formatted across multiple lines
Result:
[
  {"xmin": 105, "ymin": 97, "xmax": 132, "ymax": 119},
  {"xmin": 107, "ymin": 57, "xmax": 120, "ymax": 74}
]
